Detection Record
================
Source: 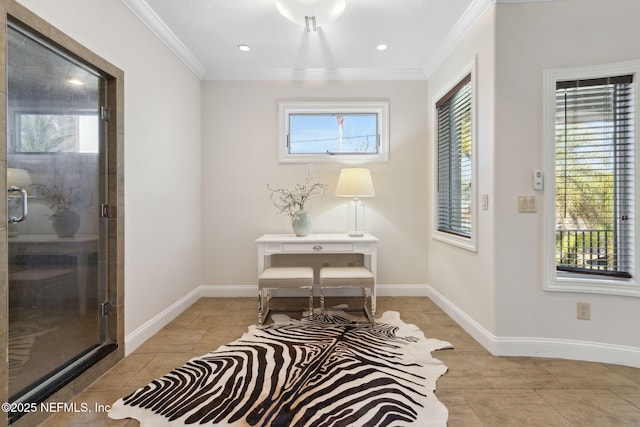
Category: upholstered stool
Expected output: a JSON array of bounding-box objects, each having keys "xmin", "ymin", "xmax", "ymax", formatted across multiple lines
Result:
[
  {"xmin": 258, "ymin": 266, "xmax": 314, "ymax": 325},
  {"xmin": 319, "ymin": 266, "xmax": 375, "ymax": 322},
  {"xmin": 9, "ymin": 267, "xmax": 77, "ymax": 309}
]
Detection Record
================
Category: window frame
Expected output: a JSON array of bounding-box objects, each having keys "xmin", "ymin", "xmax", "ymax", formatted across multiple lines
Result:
[
  {"xmin": 543, "ymin": 60, "xmax": 640, "ymax": 297},
  {"xmin": 432, "ymin": 62, "xmax": 477, "ymax": 252},
  {"xmin": 278, "ymin": 101, "xmax": 390, "ymax": 163}
]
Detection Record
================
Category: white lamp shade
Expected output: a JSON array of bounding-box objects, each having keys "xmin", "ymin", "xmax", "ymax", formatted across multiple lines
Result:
[
  {"xmin": 276, "ymin": 0, "xmax": 346, "ymax": 26},
  {"xmin": 7, "ymin": 168, "xmax": 32, "ymax": 188},
  {"xmin": 335, "ymin": 168, "xmax": 375, "ymax": 197}
]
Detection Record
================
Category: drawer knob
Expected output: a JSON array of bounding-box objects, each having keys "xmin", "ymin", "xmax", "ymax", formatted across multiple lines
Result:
[{"xmin": 313, "ymin": 245, "xmax": 323, "ymax": 251}]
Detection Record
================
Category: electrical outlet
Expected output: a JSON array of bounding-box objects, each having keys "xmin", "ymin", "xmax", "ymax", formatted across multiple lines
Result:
[{"xmin": 577, "ymin": 302, "xmax": 591, "ymax": 320}]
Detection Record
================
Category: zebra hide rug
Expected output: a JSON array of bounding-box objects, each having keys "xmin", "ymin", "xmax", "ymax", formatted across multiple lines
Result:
[{"xmin": 108, "ymin": 311, "xmax": 452, "ymax": 426}]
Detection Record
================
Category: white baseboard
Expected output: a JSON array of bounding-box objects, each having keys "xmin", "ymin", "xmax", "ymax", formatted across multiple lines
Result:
[
  {"xmin": 198, "ymin": 283, "xmax": 429, "ymax": 297},
  {"xmin": 426, "ymin": 285, "xmax": 640, "ymax": 368},
  {"xmin": 377, "ymin": 283, "xmax": 429, "ymax": 297},
  {"xmin": 124, "ymin": 287, "xmax": 202, "ymax": 356},
  {"xmin": 125, "ymin": 283, "xmax": 640, "ymax": 367},
  {"xmin": 124, "ymin": 283, "xmax": 429, "ymax": 354},
  {"xmin": 199, "ymin": 284, "xmax": 256, "ymax": 298},
  {"xmin": 491, "ymin": 336, "xmax": 640, "ymax": 368}
]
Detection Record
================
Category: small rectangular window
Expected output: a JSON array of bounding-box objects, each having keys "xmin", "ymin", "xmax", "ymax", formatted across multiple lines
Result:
[
  {"xmin": 289, "ymin": 113, "xmax": 378, "ymax": 155},
  {"xmin": 279, "ymin": 101, "xmax": 389, "ymax": 163}
]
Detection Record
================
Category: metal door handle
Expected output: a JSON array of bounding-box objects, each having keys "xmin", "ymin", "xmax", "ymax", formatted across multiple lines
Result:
[{"xmin": 8, "ymin": 186, "xmax": 28, "ymax": 223}]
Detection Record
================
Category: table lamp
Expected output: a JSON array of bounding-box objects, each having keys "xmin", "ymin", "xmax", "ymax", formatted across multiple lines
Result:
[
  {"xmin": 335, "ymin": 168, "xmax": 375, "ymax": 237},
  {"xmin": 8, "ymin": 168, "xmax": 32, "ymax": 189}
]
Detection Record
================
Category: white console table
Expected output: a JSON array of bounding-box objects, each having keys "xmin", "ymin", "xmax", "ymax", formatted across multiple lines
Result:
[
  {"xmin": 256, "ymin": 233, "xmax": 378, "ymax": 283},
  {"xmin": 256, "ymin": 233, "xmax": 378, "ymax": 321},
  {"xmin": 256, "ymin": 233, "xmax": 378, "ymax": 290}
]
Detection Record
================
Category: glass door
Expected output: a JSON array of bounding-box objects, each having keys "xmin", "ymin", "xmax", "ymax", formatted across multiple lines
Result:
[{"xmin": 6, "ymin": 22, "xmax": 110, "ymax": 413}]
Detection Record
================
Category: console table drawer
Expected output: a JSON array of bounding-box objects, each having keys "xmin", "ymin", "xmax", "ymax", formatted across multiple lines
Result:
[{"xmin": 282, "ymin": 243, "xmax": 353, "ymax": 253}]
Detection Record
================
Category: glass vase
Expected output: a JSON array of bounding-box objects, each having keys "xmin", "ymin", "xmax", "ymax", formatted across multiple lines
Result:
[{"xmin": 292, "ymin": 209, "xmax": 312, "ymax": 237}]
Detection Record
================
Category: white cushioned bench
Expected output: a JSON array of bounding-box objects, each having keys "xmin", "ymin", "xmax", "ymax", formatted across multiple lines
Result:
[
  {"xmin": 319, "ymin": 266, "xmax": 375, "ymax": 322},
  {"xmin": 258, "ymin": 266, "xmax": 314, "ymax": 325},
  {"xmin": 10, "ymin": 267, "xmax": 77, "ymax": 309}
]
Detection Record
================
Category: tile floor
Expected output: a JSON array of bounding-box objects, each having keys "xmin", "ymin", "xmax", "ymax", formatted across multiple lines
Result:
[{"xmin": 38, "ymin": 297, "xmax": 640, "ymax": 426}]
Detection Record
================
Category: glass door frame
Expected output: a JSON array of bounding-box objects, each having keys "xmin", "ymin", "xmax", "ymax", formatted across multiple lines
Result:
[{"xmin": 0, "ymin": 4, "xmax": 125, "ymax": 425}]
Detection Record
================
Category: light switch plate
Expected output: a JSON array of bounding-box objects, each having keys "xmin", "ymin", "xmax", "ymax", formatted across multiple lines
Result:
[
  {"xmin": 482, "ymin": 194, "xmax": 489, "ymax": 210},
  {"xmin": 518, "ymin": 196, "xmax": 536, "ymax": 213}
]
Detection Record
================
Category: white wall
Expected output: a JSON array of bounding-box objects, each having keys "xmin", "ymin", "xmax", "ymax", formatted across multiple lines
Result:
[
  {"xmin": 428, "ymin": 0, "xmax": 640, "ymax": 367},
  {"xmin": 493, "ymin": 0, "xmax": 640, "ymax": 355},
  {"xmin": 17, "ymin": 0, "xmax": 639, "ymax": 368},
  {"xmin": 427, "ymin": 7, "xmax": 497, "ymax": 334},
  {"xmin": 201, "ymin": 80, "xmax": 429, "ymax": 292},
  {"xmin": 16, "ymin": 0, "xmax": 203, "ymax": 346}
]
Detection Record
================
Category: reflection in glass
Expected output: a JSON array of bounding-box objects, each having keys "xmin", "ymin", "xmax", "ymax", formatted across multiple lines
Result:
[
  {"xmin": 18, "ymin": 113, "xmax": 99, "ymax": 153},
  {"xmin": 7, "ymin": 23, "xmax": 108, "ymax": 411}
]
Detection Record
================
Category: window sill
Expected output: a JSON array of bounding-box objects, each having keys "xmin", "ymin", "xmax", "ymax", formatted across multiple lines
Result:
[
  {"xmin": 546, "ymin": 273, "xmax": 640, "ymax": 298},
  {"xmin": 278, "ymin": 152, "xmax": 389, "ymax": 164},
  {"xmin": 432, "ymin": 230, "xmax": 477, "ymax": 252}
]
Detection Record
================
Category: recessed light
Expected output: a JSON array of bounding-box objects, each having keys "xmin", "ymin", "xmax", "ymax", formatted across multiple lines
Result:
[
  {"xmin": 238, "ymin": 44, "xmax": 251, "ymax": 52},
  {"xmin": 376, "ymin": 44, "xmax": 388, "ymax": 51}
]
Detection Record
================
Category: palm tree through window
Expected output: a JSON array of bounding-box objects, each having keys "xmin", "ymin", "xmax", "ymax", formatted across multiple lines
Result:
[{"xmin": 555, "ymin": 75, "xmax": 634, "ymax": 278}]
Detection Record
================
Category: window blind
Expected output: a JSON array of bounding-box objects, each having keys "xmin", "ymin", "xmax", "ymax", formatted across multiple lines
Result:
[
  {"xmin": 437, "ymin": 74, "xmax": 472, "ymax": 238},
  {"xmin": 555, "ymin": 74, "xmax": 634, "ymax": 278}
]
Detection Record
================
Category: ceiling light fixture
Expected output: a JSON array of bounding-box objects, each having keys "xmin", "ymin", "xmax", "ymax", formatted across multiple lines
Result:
[
  {"xmin": 238, "ymin": 44, "xmax": 251, "ymax": 52},
  {"xmin": 376, "ymin": 44, "xmax": 388, "ymax": 51},
  {"xmin": 276, "ymin": 0, "xmax": 346, "ymax": 31},
  {"xmin": 305, "ymin": 16, "xmax": 317, "ymax": 32}
]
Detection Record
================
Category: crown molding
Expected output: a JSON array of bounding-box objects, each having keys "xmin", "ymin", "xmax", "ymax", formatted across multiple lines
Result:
[
  {"xmin": 423, "ymin": 0, "xmax": 493, "ymax": 78},
  {"xmin": 496, "ymin": 0, "xmax": 556, "ymax": 3},
  {"xmin": 423, "ymin": 0, "xmax": 558, "ymax": 78},
  {"xmin": 203, "ymin": 67, "xmax": 428, "ymax": 81},
  {"xmin": 120, "ymin": 0, "xmax": 206, "ymax": 79},
  {"xmin": 123, "ymin": 0, "xmax": 556, "ymax": 82}
]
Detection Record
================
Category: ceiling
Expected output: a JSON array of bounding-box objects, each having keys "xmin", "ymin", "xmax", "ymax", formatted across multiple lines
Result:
[{"xmin": 122, "ymin": 0, "xmax": 494, "ymax": 81}]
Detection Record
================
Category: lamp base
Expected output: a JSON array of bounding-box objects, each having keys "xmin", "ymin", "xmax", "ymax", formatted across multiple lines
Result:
[{"xmin": 346, "ymin": 197, "xmax": 366, "ymax": 237}]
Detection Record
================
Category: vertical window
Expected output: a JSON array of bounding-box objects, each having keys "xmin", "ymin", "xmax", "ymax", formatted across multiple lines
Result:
[
  {"xmin": 435, "ymin": 74, "xmax": 474, "ymax": 248},
  {"xmin": 555, "ymin": 76, "xmax": 634, "ymax": 278},
  {"xmin": 544, "ymin": 61, "xmax": 640, "ymax": 297}
]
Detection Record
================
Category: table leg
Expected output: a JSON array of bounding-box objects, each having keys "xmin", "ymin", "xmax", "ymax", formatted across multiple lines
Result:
[{"xmin": 76, "ymin": 254, "xmax": 89, "ymax": 316}]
